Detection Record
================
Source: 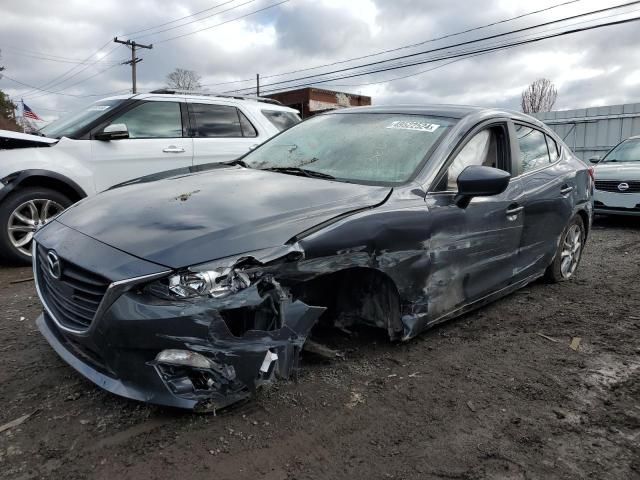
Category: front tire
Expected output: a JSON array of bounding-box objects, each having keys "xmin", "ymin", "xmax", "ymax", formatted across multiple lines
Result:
[
  {"xmin": 544, "ymin": 214, "xmax": 586, "ymax": 283},
  {"xmin": 0, "ymin": 187, "xmax": 71, "ymax": 265}
]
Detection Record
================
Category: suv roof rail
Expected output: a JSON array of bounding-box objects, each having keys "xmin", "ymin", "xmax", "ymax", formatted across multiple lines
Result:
[{"xmin": 148, "ymin": 88, "xmax": 283, "ymax": 106}]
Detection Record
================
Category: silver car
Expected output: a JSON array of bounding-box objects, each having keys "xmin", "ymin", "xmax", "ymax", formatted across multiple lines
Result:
[{"xmin": 591, "ymin": 135, "xmax": 640, "ymax": 216}]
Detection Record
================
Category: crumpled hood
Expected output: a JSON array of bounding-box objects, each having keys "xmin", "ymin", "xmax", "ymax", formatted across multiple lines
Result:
[
  {"xmin": 0, "ymin": 129, "xmax": 58, "ymax": 150},
  {"xmin": 56, "ymin": 166, "xmax": 391, "ymax": 269},
  {"xmin": 594, "ymin": 162, "xmax": 640, "ymax": 181}
]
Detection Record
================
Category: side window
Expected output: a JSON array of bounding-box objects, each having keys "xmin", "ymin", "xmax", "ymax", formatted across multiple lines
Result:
[
  {"xmin": 238, "ymin": 110, "xmax": 258, "ymax": 137},
  {"xmin": 515, "ymin": 125, "xmax": 550, "ymax": 173},
  {"xmin": 190, "ymin": 103, "xmax": 243, "ymax": 137},
  {"xmin": 546, "ymin": 135, "xmax": 560, "ymax": 163},
  {"xmin": 109, "ymin": 101, "xmax": 182, "ymax": 139},
  {"xmin": 436, "ymin": 128, "xmax": 500, "ymax": 191}
]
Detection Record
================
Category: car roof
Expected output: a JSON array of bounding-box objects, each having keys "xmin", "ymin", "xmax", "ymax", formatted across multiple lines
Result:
[{"xmin": 327, "ymin": 104, "xmax": 546, "ymax": 125}]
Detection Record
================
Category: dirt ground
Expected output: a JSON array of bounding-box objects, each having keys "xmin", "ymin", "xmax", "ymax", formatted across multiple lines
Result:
[{"xmin": 0, "ymin": 216, "xmax": 638, "ymax": 480}]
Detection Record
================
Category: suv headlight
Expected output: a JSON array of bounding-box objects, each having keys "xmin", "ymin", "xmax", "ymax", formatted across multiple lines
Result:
[{"xmin": 147, "ymin": 244, "xmax": 303, "ymax": 300}]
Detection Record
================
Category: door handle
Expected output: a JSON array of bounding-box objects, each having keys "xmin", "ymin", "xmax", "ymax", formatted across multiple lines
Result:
[
  {"xmin": 163, "ymin": 146, "xmax": 185, "ymax": 153},
  {"xmin": 560, "ymin": 185, "xmax": 574, "ymax": 195},
  {"xmin": 505, "ymin": 205, "xmax": 524, "ymax": 217}
]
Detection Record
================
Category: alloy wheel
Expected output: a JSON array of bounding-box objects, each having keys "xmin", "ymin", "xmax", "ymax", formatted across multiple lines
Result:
[
  {"xmin": 560, "ymin": 224, "xmax": 583, "ymax": 279},
  {"xmin": 7, "ymin": 199, "xmax": 64, "ymax": 257}
]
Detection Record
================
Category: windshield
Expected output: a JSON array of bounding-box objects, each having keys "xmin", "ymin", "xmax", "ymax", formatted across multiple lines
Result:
[
  {"xmin": 243, "ymin": 113, "xmax": 455, "ymax": 184},
  {"xmin": 40, "ymin": 99, "xmax": 124, "ymax": 139},
  {"xmin": 602, "ymin": 138, "xmax": 640, "ymax": 163}
]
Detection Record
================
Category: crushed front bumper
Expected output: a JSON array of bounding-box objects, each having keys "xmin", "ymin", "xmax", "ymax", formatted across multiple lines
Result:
[
  {"xmin": 37, "ymin": 287, "xmax": 325, "ymax": 412},
  {"xmin": 33, "ymin": 221, "xmax": 325, "ymax": 412}
]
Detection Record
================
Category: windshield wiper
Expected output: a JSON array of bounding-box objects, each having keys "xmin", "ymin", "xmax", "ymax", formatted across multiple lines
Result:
[{"xmin": 262, "ymin": 166, "xmax": 335, "ymax": 180}]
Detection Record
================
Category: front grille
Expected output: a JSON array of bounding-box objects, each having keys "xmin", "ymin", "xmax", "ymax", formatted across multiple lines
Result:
[
  {"xmin": 595, "ymin": 180, "xmax": 640, "ymax": 193},
  {"xmin": 36, "ymin": 244, "xmax": 110, "ymax": 331}
]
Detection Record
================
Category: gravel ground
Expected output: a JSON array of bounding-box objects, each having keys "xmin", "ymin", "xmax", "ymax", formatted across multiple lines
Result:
[{"xmin": 0, "ymin": 216, "xmax": 638, "ymax": 480}]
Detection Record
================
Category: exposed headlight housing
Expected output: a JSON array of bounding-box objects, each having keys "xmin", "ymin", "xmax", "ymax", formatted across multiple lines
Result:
[
  {"xmin": 166, "ymin": 267, "xmax": 258, "ymax": 299},
  {"xmin": 148, "ymin": 244, "xmax": 303, "ymax": 300}
]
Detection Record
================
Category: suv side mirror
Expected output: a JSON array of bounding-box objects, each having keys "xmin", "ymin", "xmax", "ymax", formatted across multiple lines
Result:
[
  {"xmin": 588, "ymin": 155, "xmax": 602, "ymax": 164},
  {"xmin": 454, "ymin": 165, "xmax": 511, "ymax": 208},
  {"xmin": 96, "ymin": 123, "xmax": 129, "ymax": 140}
]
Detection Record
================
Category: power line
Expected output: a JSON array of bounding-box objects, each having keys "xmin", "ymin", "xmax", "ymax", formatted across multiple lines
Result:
[
  {"xmin": 153, "ymin": 0, "xmax": 290, "ymax": 44},
  {"xmin": 1, "ymin": 45, "xmax": 121, "ymax": 64},
  {"xmin": 24, "ymin": 63, "xmax": 123, "ymax": 101},
  {"xmin": 1, "ymin": 73, "xmax": 130, "ymax": 98},
  {"xmin": 20, "ymin": 40, "xmax": 116, "ymax": 97},
  {"xmin": 257, "ymin": 15, "xmax": 640, "ymax": 95},
  {"xmin": 123, "ymin": 0, "xmax": 237, "ymax": 36},
  {"xmin": 133, "ymin": 0, "xmax": 257, "ymax": 40},
  {"xmin": 229, "ymin": 1, "xmax": 640, "ymax": 94},
  {"xmin": 320, "ymin": 6, "xmax": 640, "ymax": 89},
  {"xmin": 1, "ymin": 49, "xmax": 121, "ymax": 66},
  {"xmin": 212, "ymin": 0, "xmax": 585, "ymax": 89}
]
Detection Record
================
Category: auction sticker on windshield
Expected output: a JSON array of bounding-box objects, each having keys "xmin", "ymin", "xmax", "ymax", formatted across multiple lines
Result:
[{"xmin": 386, "ymin": 120, "xmax": 440, "ymax": 132}]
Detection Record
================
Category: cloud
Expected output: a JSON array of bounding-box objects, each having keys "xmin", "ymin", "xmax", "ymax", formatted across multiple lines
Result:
[{"xmin": 0, "ymin": 0, "xmax": 639, "ymax": 120}]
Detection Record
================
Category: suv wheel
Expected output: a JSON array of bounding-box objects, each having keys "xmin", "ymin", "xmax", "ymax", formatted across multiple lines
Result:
[
  {"xmin": 0, "ymin": 187, "xmax": 72, "ymax": 265},
  {"xmin": 544, "ymin": 214, "xmax": 585, "ymax": 283}
]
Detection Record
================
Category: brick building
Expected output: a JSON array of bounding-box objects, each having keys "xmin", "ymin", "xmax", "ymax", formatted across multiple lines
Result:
[{"xmin": 265, "ymin": 87, "xmax": 371, "ymax": 119}]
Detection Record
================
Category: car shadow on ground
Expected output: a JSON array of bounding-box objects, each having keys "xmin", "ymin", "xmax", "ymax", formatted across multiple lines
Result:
[{"xmin": 593, "ymin": 214, "xmax": 640, "ymax": 230}]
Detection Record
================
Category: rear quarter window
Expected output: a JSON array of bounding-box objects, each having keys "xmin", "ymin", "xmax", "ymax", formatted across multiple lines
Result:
[{"xmin": 261, "ymin": 110, "xmax": 301, "ymax": 131}]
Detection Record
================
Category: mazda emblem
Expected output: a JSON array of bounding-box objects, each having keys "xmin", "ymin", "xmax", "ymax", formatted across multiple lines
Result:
[
  {"xmin": 618, "ymin": 182, "xmax": 630, "ymax": 192},
  {"xmin": 46, "ymin": 251, "xmax": 62, "ymax": 279}
]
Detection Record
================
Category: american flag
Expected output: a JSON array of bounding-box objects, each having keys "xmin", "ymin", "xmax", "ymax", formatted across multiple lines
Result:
[{"xmin": 22, "ymin": 101, "xmax": 43, "ymax": 121}]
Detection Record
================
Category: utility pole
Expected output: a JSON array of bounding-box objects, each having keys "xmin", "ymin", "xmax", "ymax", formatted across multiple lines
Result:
[
  {"xmin": 256, "ymin": 73, "xmax": 260, "ymax": 97},
  {"xmin": 113, "ymin": 37, "xmax": 153, "ymax": 94}
]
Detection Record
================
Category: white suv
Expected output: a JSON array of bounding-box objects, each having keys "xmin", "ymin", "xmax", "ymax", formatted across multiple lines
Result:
[{"xmin": 0, "ymin": 90, "xmax": 300, "ymax": 263}]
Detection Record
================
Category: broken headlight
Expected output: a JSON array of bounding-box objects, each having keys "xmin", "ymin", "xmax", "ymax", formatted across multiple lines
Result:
[
  {"xmin": 148, "ymin": 244, "xmax": 303, "ymax": 300},
  {"xmin": 164, "ymin": 267, "xmax": 260, "ymax": 299}
]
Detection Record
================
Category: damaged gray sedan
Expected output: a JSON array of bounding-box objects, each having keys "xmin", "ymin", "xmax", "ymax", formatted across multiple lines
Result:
[{"xmin": 33, "ymin": 105, "xmax": 593, "ymax": 411}]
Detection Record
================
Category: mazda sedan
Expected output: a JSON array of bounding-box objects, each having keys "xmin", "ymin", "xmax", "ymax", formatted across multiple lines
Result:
[{"xmin": 33, "ymin": 105, "xmax": 593, "ymax": 411}]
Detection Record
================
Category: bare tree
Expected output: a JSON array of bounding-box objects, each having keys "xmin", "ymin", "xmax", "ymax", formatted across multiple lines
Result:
[
  {"xmin": 521, "ymin": 78, "xmax": 558, "ymax": 114},
  {"xmin": 166, "ymin": 68, "xmax": 202, "ymax": 91}
]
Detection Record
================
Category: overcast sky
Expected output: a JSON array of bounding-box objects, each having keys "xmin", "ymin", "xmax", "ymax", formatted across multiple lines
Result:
[{"xmin": 1, "ymin": 0, "xmax": 639, "ymax": 120}]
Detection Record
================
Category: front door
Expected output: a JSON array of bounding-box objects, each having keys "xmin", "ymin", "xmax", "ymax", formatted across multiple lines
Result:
[
  {"xmin": 424, "ymin": 122, "xmax": 525, "ymax": 320},
  {"xmin": 90, "ymin": 99, "xmax": 193, "ymax": 192}
]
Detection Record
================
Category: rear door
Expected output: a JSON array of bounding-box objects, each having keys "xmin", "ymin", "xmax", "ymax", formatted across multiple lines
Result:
[
  {"xmin": 510, "ymin": 122, "xmax": 576, "ymax": 279},
  {"xmin": 90, "ymin": 98, "xmax": 193, "ymax": 192},
  {"xmin": 188, "ymin": 102, "xmax": 261, "ymax": 165},
  {"xmin": 424, "ymin": 120, "xmax": 525, "ymax": 318}
]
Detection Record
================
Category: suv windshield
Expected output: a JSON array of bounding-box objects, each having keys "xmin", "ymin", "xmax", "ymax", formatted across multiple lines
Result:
[
  {"xmin": 40, "ymin": 99, "xmax": 124, "ymax": 139},
  {"xmin": 243, "ymin": 113, "xmax": 455, "ymax": 185},
  {"xmin": 603, "ymin": 138, "xmax": 640, "ymax": 163}
]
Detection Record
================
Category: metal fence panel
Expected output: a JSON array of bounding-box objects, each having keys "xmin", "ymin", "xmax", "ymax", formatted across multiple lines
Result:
[{"xmin": 533, "ymin": 103, "xmax": 640, "ymax": 160}]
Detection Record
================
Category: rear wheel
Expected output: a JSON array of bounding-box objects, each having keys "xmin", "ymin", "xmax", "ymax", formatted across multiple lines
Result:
[
  {"xmin": 544, "ymin": 214, "xmax": 585, "ymax": 283},
  {"xmin": 0, "ymin": 187, "xmax": 71, "ymax": 265}
]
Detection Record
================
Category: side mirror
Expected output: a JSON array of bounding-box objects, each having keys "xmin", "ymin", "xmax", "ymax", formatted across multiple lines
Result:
[
  {"xmin": 96, "ymin": 123, "xmax": 129, "ymax": 140},
  {"xmin": 454, "ymin": 165, "xmax": 511, "ymax": 208},
  {"xmin": 588, "ymin": 155, "xmax": 601, "ymax": 164}
]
